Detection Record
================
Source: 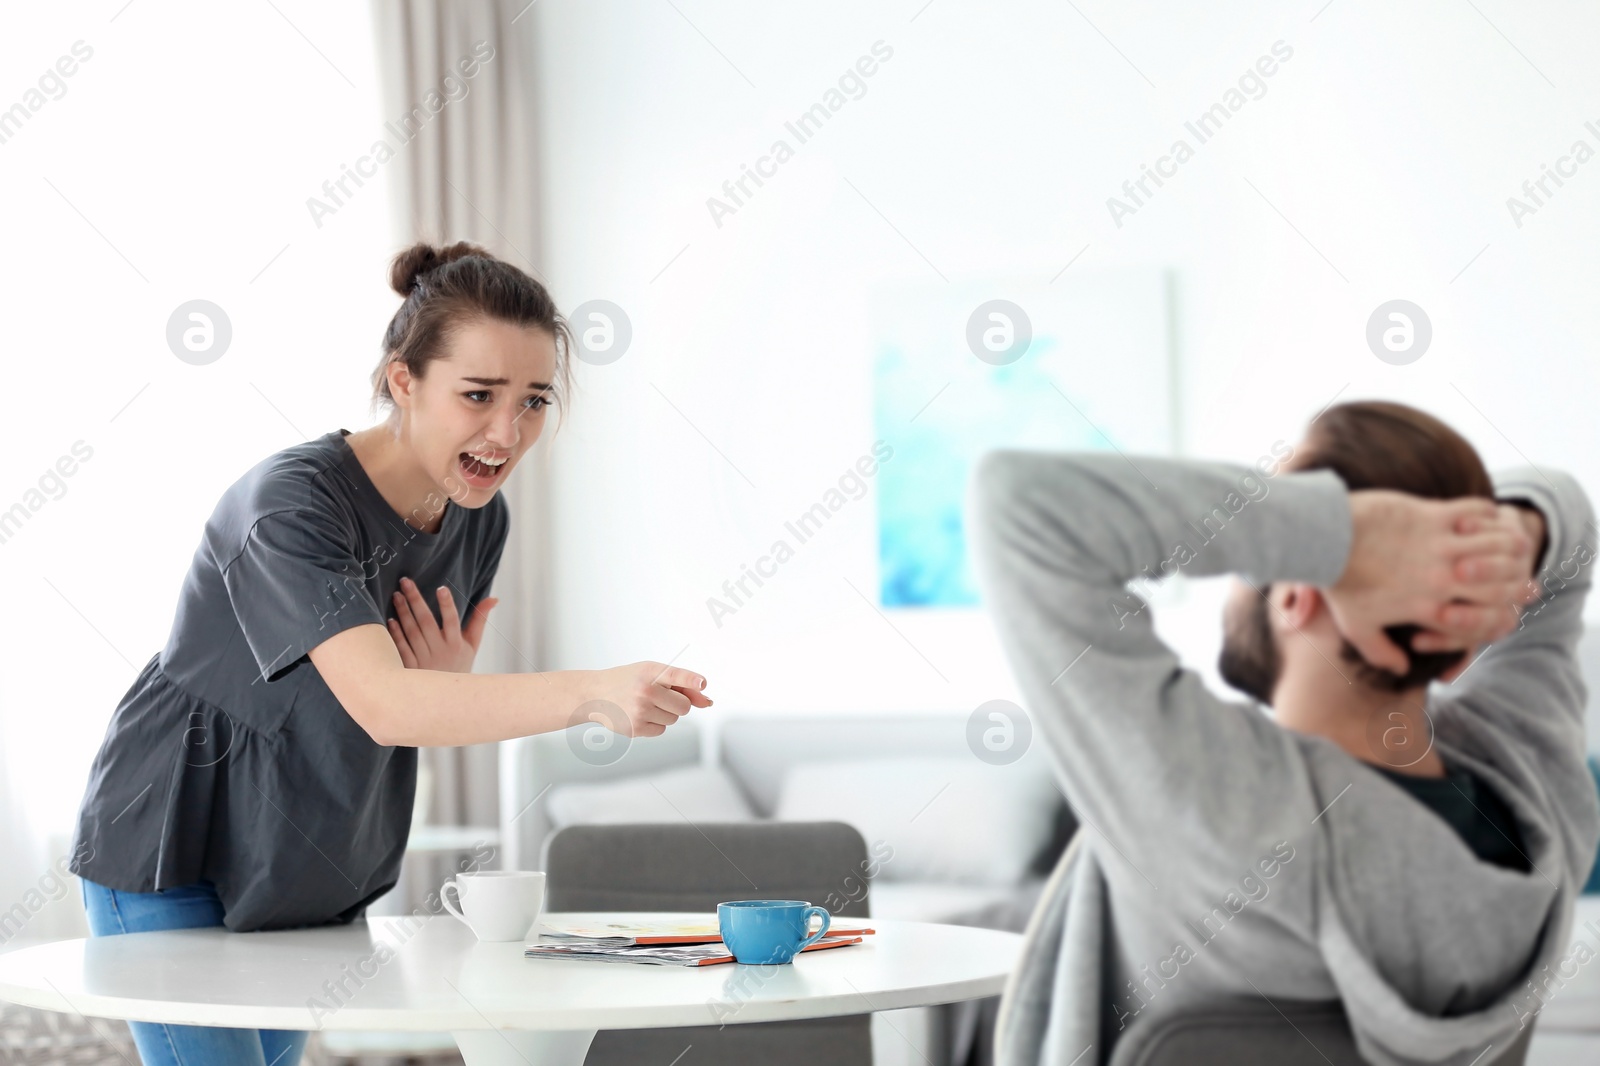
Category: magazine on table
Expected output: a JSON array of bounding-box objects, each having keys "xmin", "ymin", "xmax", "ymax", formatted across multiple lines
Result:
[
  {"xmin": 525, "ymin": 934, "xmax": 866, "ymax": 967},
  {"xmin": 531, "ymin": 915, "xmax": 876, "ymax": 947}
]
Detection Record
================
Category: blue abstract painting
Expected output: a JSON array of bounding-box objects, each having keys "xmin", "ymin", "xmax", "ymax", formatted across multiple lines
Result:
[{"xmin": 872, "ymin": 271, "xmax": 1175, "ymax": 608}]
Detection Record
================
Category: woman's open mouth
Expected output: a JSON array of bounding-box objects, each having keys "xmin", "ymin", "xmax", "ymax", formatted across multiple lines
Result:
[{"xmin": 458, "ymin": 451, "xmax": 509, "ymax": 488}]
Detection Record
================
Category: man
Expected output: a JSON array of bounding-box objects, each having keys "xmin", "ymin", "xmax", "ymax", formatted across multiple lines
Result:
[{"xmin": 972, "ymin": 401, "xmax": 1599, "ymax": 1066}]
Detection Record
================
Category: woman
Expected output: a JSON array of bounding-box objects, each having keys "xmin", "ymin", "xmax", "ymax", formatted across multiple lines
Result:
[{"xmin": 67, "ymin": 241, "xmax": 711, "ymax": 1066}]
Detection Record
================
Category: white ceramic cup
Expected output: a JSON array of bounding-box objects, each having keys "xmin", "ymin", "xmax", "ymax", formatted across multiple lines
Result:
[{"xmin": 440, "ymin": 871, "xmax": 546, "ymax": 942}]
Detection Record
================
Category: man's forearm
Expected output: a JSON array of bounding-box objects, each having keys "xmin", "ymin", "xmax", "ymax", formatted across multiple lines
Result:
[
  {"xmin": 973, "ymin": 451, "xmax": 1353, "ymax": 601},
  {"xmin": 1491, "ymin": 468, "xmax": 1595, "ymax": 634}
]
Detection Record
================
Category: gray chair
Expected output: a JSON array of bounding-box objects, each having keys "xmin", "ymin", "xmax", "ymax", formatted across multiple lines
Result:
[
  {"xmin": 543, "ymin": 821, "xmax": 875, "ymax": 1066},
  {"xmin": 1107, "ymin": 995, "xmax": 1536, "ymax": 1066}
]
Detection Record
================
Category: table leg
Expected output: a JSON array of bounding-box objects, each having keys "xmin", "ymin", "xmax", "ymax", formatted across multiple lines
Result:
[{"xmin": 452, "ymin": 1028, "xmax": 597, "ymax": 1066}]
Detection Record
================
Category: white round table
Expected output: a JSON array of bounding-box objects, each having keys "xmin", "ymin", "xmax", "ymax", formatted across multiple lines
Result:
[{"xmin": 0, "ymin": 912, "xmax": 1023, "ymax": 1065}]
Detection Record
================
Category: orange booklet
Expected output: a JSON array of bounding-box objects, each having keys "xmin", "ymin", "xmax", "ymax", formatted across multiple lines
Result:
[{"xmin": 534, "ymin": 916, "xmax": 876, "ymax": 946}]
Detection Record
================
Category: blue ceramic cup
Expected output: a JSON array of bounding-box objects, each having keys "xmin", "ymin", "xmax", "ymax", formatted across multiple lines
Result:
[{"xmin": 717, "ymin": 900, "xmax": 831, "ymax": 964}]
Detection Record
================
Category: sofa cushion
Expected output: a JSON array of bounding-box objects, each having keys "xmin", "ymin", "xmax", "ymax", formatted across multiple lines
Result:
[
  {"xmin": 867, "ymin": 881, "xmax": 1025, "ymax": 925},
  {"xmin": 546, "ymin": 765, "xmax": 757, "ymax": 828},
  {"xmin": 773, "ymin": 756, "xmax": 1058, "ymax": 887}
]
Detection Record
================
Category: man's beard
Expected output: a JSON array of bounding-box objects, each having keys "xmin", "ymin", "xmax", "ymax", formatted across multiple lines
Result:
[
  {"xmin": 1217, "ymin": 590, "xmax": 1450, "ymax": 705},
  {"xmin": 1219, "ymin": 592, "xmax": 1281, "ymax": 705}
]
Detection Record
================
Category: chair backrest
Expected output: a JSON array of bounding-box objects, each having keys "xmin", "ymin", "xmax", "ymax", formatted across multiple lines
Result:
[
  {"xmin": 543, "ymin": 820, "xmax": 871, "ymax": 918},
  {"xmin": 1107, "ymin": 996, "xmax": 1535, "ymax": 1066},
  {"xmin": 542, "ymin": 821, "xmax": 873, "ymax": 1066}
]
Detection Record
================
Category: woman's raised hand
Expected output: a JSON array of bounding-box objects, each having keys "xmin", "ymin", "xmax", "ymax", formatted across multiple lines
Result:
[
  {"xmin": 386, "ymin": 576, "xmax": 496, "ymax": 673},
  {"xmin": 584, "ymin": 661, "xmax": 713, "ymax": 738}
]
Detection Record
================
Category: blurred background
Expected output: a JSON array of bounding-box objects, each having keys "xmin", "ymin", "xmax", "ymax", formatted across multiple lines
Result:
[{"xmin": 4, "ymin": 1, "xmax": 1600, "ymax": 1063}]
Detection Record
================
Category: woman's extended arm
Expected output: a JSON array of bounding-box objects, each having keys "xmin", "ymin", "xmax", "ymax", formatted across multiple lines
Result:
[{"xmin": 308, "ymin": 623, "xmax": 709, "ymax": 747}]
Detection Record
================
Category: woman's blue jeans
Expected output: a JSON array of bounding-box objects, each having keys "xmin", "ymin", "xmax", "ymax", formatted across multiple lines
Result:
[{"xmin": 79, "ymin": 877, "xmax": 308, "ymax": 1066}]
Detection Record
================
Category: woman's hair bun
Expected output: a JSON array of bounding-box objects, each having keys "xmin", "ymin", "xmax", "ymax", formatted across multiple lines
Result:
[
  {"xmin": 375, "ymin": 235, "xmax": 572, "ymax": 426},
  {"xmin": 389, "ymin": 240, "xmax": 493, "ymax": 297}
]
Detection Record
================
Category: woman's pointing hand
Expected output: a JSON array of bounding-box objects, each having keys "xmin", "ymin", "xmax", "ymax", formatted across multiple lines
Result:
[{"xmin": 585, "ymin": 662, "xmax": 713, "ymax": 738}]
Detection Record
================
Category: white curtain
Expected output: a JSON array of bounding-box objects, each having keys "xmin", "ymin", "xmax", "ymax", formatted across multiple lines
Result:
[{"xmin": 370, "ymin": 0, "xmax": 551, "ymax": 870}]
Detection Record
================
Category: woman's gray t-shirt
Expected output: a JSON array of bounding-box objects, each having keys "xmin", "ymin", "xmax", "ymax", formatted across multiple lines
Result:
[{"xmin": 69, "ymin": 429, "xmax": 509, "ymax": 932}]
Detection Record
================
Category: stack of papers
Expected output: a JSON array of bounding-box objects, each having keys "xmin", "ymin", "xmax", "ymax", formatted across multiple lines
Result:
[{"xmin": 524, "ymin": 916, "xmax": 875, "ymax": 967}]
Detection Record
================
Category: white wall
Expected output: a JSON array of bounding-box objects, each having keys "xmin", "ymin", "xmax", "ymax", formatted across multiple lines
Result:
[
  {"xmin": 529, "ymin": 0, "xmax": 1600, "ymax": 712},
  {"xmin": 0, "ymin": 0, "xmax": 394, "ymax": 927}
]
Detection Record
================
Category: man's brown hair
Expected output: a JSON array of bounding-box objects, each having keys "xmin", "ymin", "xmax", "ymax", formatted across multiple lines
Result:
[{"xmin": 1289, "ymin": 400, "xmax": 1495, "ymax": 690}]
